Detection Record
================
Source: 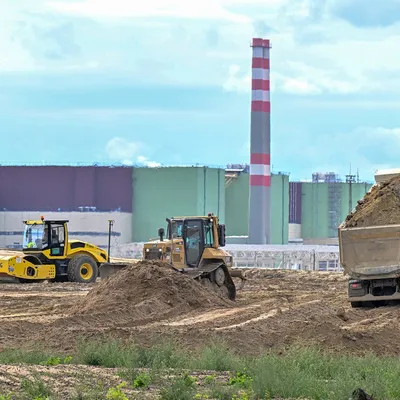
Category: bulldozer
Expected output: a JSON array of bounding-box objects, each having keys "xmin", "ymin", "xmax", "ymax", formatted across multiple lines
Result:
[
  {"xmin": 0, "ymin": 216, "xmax": 115, "ymax": 283},
  {"xmin": 99, "ymin": 213, "xmax": 246, "ymax": 301}
]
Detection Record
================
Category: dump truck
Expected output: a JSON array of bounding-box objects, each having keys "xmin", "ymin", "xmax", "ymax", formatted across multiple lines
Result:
[
  {"xmin": 0, "ymin": 216, "xmax": 123, "ymax": 283},
  {"xmin": 338, "ymin": 168, "xmax": 400, "ymax": 308},
  {"xmin": 99, "ymin": 213, "xmax": 246, "ymax": 301}
]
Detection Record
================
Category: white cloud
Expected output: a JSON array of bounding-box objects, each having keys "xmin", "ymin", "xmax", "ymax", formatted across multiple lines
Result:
[
  {"xmin": 105, "ymin": 137, "xmax": 161, "ymax": 167},
  {"xmin": 280, "ymin": 76, "xmax": 321, "ymax": 95},
  {"xmin": 137, "ymin": 156, "xmax": 161, "ymax": 168},
  {"xmin": 222, "ymin": 64, "xmax": 250, "ymax": 92},
  {"xmin": 20, "ymin": 108, "xmax": 209, "ymax": 120},
  {"xmin": 298, "ymin": 99, "xmax": 400, "ymax": 110},
  {"xmin": 105, "ymin": 137, "xmax": 140, "ymax": 161},
  {"xmin": 3, "ymin": 0, "xmax": 400, "ymax": 98},
  {"xmin": 46, "ymin": 0, "xmax": 250, "ymax": 22}
]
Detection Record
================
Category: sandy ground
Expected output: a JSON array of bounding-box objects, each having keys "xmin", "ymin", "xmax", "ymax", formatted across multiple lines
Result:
[
  {"xmin": 0, "ymin": 265, "xmax": 398, "ymax": 356},
  {"xmin": 0, "ymin": 254, "xmax": 398, "ymax": 398}
]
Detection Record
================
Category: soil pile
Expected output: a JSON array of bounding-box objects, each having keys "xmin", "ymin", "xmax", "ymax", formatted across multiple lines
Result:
[
  {"xmin": 344, "ymin": 175, "xmax": 400, "ymax": 227},
  {"xmin": 68, "ymin": 260, "xmax": 232, "ymax": 323}
]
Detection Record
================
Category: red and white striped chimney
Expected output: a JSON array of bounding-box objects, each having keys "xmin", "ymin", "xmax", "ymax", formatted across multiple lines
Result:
[{"xmin": 248, "ymin": 37, "xmax": 271, "ymax": 244}]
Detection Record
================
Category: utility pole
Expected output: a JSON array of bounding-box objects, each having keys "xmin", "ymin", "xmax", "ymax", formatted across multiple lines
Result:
[
  {"xmin": 346, "ymin": 173, "xmax": 356, "ymax": 214},
  {"xmin": 107, "ymin": 219, "xmax": 114, "ymax": 262}
]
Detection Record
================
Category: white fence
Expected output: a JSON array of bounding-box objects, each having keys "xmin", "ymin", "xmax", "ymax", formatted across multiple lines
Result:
[
  {"xmin": 111, "ymin": 243, "xmax": 342, "ymax": 272},
  {"xmin": 225, "ymin": 245, "xmax": 341, "ymax": 272}
]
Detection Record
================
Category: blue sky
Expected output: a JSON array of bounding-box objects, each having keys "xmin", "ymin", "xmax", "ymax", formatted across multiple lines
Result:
[{"xmin": 1, "ymin": 0, "xmax": 400, "ymax": 181}]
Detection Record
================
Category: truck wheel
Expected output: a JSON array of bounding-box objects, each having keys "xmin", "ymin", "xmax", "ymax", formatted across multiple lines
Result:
[
  {"xmin": 67, "ymin": 255, "xmax": 98, "ymax": 283},
  {"xmin": 351, "ymin": 301, "xmax": 363, "ymax": 308}
]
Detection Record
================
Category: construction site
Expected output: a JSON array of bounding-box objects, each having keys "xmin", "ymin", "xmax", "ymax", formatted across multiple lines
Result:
[{"xmin": 0, "ymin": 38, "xmax": 395, "ymax": 399}]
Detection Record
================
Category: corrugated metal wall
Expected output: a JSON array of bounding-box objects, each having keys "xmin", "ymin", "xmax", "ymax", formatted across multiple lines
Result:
[
  {"xmin": 300, "ymin": 183, "xmax": 329, "ymax": 239},
  {"xmin": 300, "ymin": 181, "xmax": 373, "ymax": 239},
  {"xmin": 0, "ymin": 166, "xmax": 133, "ymax": 212},
  {"xmin": 224, "ymin": 172, "xmax": 289, "ymax": 244},
  {"xmin": 289, "ymin": 182, "xmax": 302, "ymax": 224},
  {"xmin": 132, "ymin": 167, "xmax": 225, "ymax": 242}
]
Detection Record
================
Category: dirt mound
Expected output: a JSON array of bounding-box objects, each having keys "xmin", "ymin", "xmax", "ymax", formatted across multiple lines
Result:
[
  {"xmin": 344, "ymin": 176, "xmax": 400, "ymax": 227},
  {"xmin": 68, "ymin": 260, "xmax": 232, "ymax": 323}
]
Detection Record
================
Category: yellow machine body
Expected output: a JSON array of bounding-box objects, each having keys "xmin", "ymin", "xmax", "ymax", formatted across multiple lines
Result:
[
  {"xmin": 0, "ymin": 255, "xmax": 56, "ymax": 280},
  {"xmin": 7, "ymin": 218, "xmax": 110, "ymax": 283},
  {"xmin": 141, "ymin": 214, "xmax": 246, "ymax": 299},
  {"xmin": 98, "ymin": 214, "xmax": 246, "ymax": 299}
]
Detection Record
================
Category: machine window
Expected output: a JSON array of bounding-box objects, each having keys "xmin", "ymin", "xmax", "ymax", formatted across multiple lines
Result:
[
  {"xmin": 184, "ymin": 220, "xmax": 202, "ymax": 266},
  {"xmin": 23, "ymin": 224, "xmax": 48, "ymax": 250},
  {"xmin": 51, "ymin": 224, "xmax": 65, "ymax": 246},
  {"xmin": 169, "ymin": 220, "xmax": 183, "ymax": 238},
  {"xmin": 204, "ymin": 220, "xmax": 213, "ymax": 247}
]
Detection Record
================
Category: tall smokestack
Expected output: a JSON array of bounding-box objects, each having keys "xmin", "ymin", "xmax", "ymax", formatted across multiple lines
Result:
[{"xmin": 248, "ymin": 37, "xmax": 271, "ymax": 245}]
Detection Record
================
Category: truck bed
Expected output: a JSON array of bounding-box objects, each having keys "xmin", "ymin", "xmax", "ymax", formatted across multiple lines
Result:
[{"xmin": 339, "ymin": 224, "xmax": 400, "ymax": 280}]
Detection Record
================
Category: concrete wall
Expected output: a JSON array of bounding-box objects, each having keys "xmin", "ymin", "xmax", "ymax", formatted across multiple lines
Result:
[
  {"xmin": 301, "ymin": 182, "xmax": 372, "ymax": 239},
  {"xmin": 132, "ymin": 167, "xmax": 225, "ymax": 242},
  {"xmin": 225, "ymin": 172, "xmax": 289, "ymax": 244},
  {"xmin": 0, "ymin": 211, "xmax": 132, "ymax": 249},
  {"xmin": 289, "ymin": 223, "xmax": 301, "ymax": 239}
]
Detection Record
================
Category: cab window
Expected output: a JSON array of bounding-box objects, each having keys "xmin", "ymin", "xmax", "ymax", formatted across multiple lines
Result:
[
  {"xmin": 204, "ymin": 220, "xmax": 214, "ymax": 248},
  {"xmin": 50, "ymin": 224, "xmax": 65, "ymax": 246}
]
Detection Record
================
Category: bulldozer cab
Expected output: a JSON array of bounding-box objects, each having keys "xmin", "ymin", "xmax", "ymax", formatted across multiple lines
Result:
[
  {"xmin": 23, "ymin": 217, "xmax": 68, "ymax": 257},
  {"xmin": 140, "ymin": 214, "xmax": 246, "ymax": 294},
  {"xmin": 165, "ymin": 214, "xmax": 226, "ymax": 268}
]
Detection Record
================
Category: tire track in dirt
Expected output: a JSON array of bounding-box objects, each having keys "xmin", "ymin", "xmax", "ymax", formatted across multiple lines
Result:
[{"xmin": 2, "ymin": 265, "xmax": 400, "ymax": 357}]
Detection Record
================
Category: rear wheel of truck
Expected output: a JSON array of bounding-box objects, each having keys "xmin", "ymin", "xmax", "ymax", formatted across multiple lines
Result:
[
  {"xmin": 67, "ymin": 255, "xmax": 98, "ymax": 283},
  {"xmin": 351, "ymin": 301, "xmax": 363, "ymax": 308}
]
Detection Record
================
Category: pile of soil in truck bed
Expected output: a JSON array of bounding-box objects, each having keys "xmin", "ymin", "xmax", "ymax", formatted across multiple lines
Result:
[{"xmin": 344, "ymin": 175, "xmax": 400, "ymax": 227}]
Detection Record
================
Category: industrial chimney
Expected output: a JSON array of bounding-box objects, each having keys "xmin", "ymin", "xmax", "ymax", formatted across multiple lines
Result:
[{"xmin": 248, "ymin": 37, "xmax": 271, "ymax": 245}]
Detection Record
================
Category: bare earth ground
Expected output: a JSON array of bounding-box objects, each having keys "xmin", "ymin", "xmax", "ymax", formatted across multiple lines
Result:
[{"xmin": 0, "ymin": 255, "xmax": 400, "ymax": 397}]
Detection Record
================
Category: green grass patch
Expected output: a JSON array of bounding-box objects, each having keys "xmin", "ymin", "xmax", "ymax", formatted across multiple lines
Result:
[{"xmin": 3, "ymin": 339, "xmax": 400, "ymax": 399}]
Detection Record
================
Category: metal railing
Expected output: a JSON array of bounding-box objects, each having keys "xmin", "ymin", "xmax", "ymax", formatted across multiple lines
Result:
[{"xmin": 110, "ymin": 243, "xmax": 342, "ymax": 272}]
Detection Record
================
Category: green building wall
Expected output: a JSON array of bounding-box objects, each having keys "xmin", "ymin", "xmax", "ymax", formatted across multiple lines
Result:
[
  {"xmin": 301, "ymin": 182, "xmax": 373, "ymax": 239},
  {"xmin": 130, "ymin": 165, "xmax": 371, "ymax": 244},
  {"xmin": 225, "ymin": 172, "xmax": 289, "ymax": 244},
  {"xmin": 132, "ymin": 166, "xmax": 225, "ymax": 242}
]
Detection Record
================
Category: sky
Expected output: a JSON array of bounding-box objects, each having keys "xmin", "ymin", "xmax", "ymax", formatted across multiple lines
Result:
[{"xmin": 1, "ymin": 0, "xmax": 400, "ymax": 181}]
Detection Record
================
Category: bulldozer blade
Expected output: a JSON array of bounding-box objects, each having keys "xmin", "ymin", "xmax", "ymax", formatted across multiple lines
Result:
[
  {"xmin": 229, "ymin": 268, "xmax": 247, "ymax": 290},
  {"xmin": 98, "ymin": 263, "xmax": 128, "ymax": 280}
]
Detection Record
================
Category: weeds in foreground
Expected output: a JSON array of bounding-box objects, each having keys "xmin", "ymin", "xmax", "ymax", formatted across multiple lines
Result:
[
  {"xmin": 105, "ymin": 382, "xmax": 128, "ymax": 400},
  {"xmin": 0, "ymin": 394, "xmax": 14, "ymax": 400},
  {"xmin": 132, "ymin": 372, "xmax": 151, "ymax": 388},
  {"xmin": 159, "ymin": 373, "xmax": 197, "ymax": 400},
  {"xmin": 20, "ymin": 374, "xmax": 53, "ymax": 399},
  {"xmin": 71, "ymin": 382, "xmax": 105, "ymax": 400},
  {"xmin": 3, "ymin": 339, "xmax": 400, "ymax": 399}
]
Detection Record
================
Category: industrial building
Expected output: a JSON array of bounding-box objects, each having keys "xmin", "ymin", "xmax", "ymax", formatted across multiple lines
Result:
[
  {"xmin": 0, "ymin": 165, "xmax": 372, "ymax": 249},
  {"xmin": 0, "ymin": 38, "xmax": 373, "ymax": 250}
]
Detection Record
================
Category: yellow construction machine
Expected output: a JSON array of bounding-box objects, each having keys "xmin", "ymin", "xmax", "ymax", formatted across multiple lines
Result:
[
  {"xmin": 0, "ymin": 216, "xmax": 117, "ymax": 283},
  {"xmin": 99, "ymin": 213, "xmax": 246, "ymax": 300}
]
